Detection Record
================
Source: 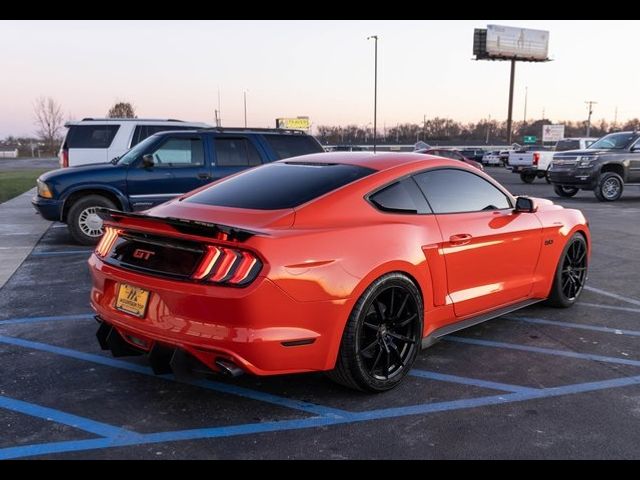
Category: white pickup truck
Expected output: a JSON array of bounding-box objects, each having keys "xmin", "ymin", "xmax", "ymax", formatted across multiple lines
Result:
[{"xmin": 507, "ymin": 137, "xmax": 598, "ymax": 183}]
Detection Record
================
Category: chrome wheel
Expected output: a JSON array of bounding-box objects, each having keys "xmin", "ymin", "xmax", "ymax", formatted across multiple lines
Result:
[
  {"xmin": 78, "ymin": 207, "xmax": 104, "ymax": 238},
  {"xmin": 602, "ymin": 177, "xmax": 621, "ymax": 200}
]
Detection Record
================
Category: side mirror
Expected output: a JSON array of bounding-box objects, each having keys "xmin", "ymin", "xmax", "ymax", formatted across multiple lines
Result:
[
  {"xmin": 141, "ymin": 154, "xmax": 154, "ymax": 168},
  {"xmin": 515, "ymin": 196, "xmax": 537, "ymax": 213}
]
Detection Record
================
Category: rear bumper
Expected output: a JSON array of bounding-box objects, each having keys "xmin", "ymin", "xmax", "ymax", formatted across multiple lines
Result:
[
  {"xmin": 31, "ymin": 196, "xmax": 63, "ymax": 221},
  {"xmin": 88, "ymin": 254, "xmax": 350, "ymax": 376}
]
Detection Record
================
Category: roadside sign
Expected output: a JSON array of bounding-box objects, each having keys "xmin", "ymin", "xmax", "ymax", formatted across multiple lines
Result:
[
  {"xmin": 542, "ymin": 124, "xmax": 565, "ymax": 142},
  {"xmin": 523, "ymin": 135, "xmax": 537, "ymax": 144}
]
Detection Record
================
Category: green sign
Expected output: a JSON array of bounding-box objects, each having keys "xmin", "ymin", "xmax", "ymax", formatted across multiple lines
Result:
[{"xmin": 523, "ymin": 135, "xmax": 537, "ymax": 144}]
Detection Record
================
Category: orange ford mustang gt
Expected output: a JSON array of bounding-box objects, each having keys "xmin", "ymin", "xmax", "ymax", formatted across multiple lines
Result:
[{"xmin": 89, "ymin": 152, "xmax": 590, "ymax": 391}]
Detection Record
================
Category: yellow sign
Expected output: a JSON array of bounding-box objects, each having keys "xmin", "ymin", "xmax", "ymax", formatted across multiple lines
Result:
[
  {"xmin": 116, "ymin": 284, "xmax": 150, "ymax": 318},
  {"xmin": 276, "ymin": 117, "xmax": 310, "ymax": 130}
]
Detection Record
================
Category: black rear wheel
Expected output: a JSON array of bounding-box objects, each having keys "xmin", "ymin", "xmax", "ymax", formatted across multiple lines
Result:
[
  {"xmin": 546, "ymin": 233, "xmax": 588, "ymax": 308},
  {"xmin": 553, "ymin": 185, "xmax": 579, "ymax": 198},
  {"xmin": 327, "ymin": 273, "xmax": 423, "ymax": 392},
  {"xmin": 520, "ymin": 171, "xmax": 536, "ymax": 184}
]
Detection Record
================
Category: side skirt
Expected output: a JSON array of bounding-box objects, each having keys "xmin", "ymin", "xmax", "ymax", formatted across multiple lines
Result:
[{"xmin": 421, "ymin": 298, "xmax": 543, "ymax": 349}]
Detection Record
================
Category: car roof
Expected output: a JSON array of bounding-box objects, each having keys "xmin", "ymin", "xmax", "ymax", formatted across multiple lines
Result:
[
  {"xmin": 276, "ymin": 151, "xmax": 471, "ymax": 172},
  {"xmin": 148, "ymin": 127, "xmax": 314, "ymax": 136},
  {"xmin": 65, "ymin": 118, "xmax": 210, "ymax": 126}
]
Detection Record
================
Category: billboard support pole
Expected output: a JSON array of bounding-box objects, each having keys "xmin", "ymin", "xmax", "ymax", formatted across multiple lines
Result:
[{"xmin": 507, "ymin": 59, "xmax": 516, "ymax": 145}]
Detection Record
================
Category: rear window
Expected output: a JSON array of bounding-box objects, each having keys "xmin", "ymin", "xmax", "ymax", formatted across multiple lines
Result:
[
  {"xmin": 555, "ymin": 140, "xmax": 580, "ymax": 151},
  {"xmin": 185, "ymin": 162, "xmax": 375, "ymax": 210},
  {"xmin": 66, "ymin": 125, "xmax": 120, "ymax": 148},
  {"xmin": 263, "ymin": 134, "xmax": 324, "ymax": 159}
]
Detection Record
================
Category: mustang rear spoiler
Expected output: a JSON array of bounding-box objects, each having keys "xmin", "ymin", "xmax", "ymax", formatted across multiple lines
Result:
[{"xmin": 95, "ymin": 208, "xmax": 263, "ymax": 242}]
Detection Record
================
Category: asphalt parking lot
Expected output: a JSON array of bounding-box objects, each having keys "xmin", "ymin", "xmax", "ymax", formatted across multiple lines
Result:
[{"xmin": 1, "ymin": 167, "xmax": 640, "ymax": 459}]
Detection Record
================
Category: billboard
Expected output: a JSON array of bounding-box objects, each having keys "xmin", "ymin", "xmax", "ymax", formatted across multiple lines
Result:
[
  {"xmin": 542, "ymin": 124, "xmax": 565, "ymax": 142},
  {"xmin": 276, "ymin": 117, "xmax": 310, "ymax": 130},
  {"xmin": 485, "ymin": 25, "xmax": 549, "ymax": 61}
]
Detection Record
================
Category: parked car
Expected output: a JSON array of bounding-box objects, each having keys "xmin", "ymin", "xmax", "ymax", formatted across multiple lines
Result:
[
  {"xmin": 418, "ymin": 148, "xmax": 484, "ymax": 171},
  {"xmin": 34, "ymin": 127, "xmax": 325, "ymax": 244},
  {"xmin": 481, "ymin": 150, "xmax": 502, "ymax": 166},
  {"xmin": 58, "ymin": 118, "xmax": 212, "ymax": 168},
  {"xmin": 549, "ymin": 131, "xmax": 640, "ymax": 201},
  {"xmin": 507, "ymin": 145, "xmax": 555, "ymax": 183},
  {"xmin": 460, "ymin": 148, "xmax": 486, "ymax": 163},
  {"xmin": 90, "ymin": 152, "xmax": 590, "ymax": 392}
]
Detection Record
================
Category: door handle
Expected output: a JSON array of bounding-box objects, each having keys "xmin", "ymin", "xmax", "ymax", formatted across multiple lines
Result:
[
  {"xmin": 198, "ymin": 173, "xmax": 212, "ymax": 180},
  {"xmin": 449, "ymin": 233, "xmax": 472, "ymax": 245}
]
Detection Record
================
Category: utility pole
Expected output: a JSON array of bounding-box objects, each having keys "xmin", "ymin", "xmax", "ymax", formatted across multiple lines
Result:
[
  {"xmin": 243, "ymin": 91, "xmax": 248, "ymax": 128},
  {"xmin": 367, "ymin": 35, "xmax": 378, "ymax": 152},
  {"xmin": 585, "ymin": 100, "xmax": 597, "ymax": 136},
  {"xmin": 523, "ymin": 86, "xmax": 528, "ymax": 124},
  {"xmin": 486, "ymin": 114, "xmax": 491, "ymax": 144},
  {"xmin": 217, "ymin": 88, "xmax": 222, "ymax": 127},
  {"xmin": 614, "ymin": 106, "xmax": 618, "ymax": 129},
  {"xmin": 506, "ymin": 59, "xmax": 516, "ymax": 144},
  {"xmin": 422, "ymin": 114, "xmax": 426, "ymax": 141}
]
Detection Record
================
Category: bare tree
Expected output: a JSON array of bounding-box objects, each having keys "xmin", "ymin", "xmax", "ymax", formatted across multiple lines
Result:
[
  {"xmin": 107, "ymin": 101, "xmax": 136, "ymax": 118},
  {"xmin": 34, "ymin": 96, "xmax": 64, "ymax": 155}
]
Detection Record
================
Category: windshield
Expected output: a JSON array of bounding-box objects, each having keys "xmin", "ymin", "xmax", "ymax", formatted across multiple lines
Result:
[
  {"xmin": 588, "ymin": 132, "xmax": 636, "ymax": 150},
  {"xmin": 116, "ymin": 135, "xmax": 159, "ymax": 165}
]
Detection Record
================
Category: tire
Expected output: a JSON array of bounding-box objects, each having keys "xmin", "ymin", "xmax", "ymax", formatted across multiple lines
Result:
[
  {"xmin": 327, "ymin": 273, "xmax": 423, "ymax": 392},
  {"xmin": 67, "ymin": 195, "xmax": 116, "ymax": 245},
  {"xmin": 520, "ymin": 171, "xmax": 536, "ymax": 184},
  {"xmin": 545, "ymin": 167, "xmax": 551, "ymax": 184},
  {"xmin": 594, "ymin": 172, "xmax": 624, "ymax": 202},
  {"xmin": 545, "ymin": 233, "xmax": 588, "ymax": 308},
  {"xmin": 553, "ymin": 185, "xmax": 579, "ymax": 198}
]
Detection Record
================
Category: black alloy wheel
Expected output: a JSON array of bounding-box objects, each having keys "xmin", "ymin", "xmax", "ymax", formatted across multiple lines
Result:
[
  {"xmin": 328, "ymin": 273, "xmax": 423, "ymax": 392},
  {"xmin": 546, "ymin": 234, "xmax": 588, "ymax": 308}
]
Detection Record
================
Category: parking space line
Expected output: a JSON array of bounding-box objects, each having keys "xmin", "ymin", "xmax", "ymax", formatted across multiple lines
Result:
[
  {"xmin": 31, "ymin": 250, "xmax": 93, "ymax": 257},
  {"xmin": 0, "ymin": 334, "xmax": 349, "ymax": 418},
  {"xmin": 446, "ymin": 336, "xmax": 640, "ymax": 367},
  {"xmin": 409, "ymin": 369, "xmax": 537, "ymax": 393},
  {"xmin": 583, "ymin": 286, "xmax": 640, "ymax": 307},
  {"xmin": 0, "ymin": 395, "xmax": 138, "ymax": 439},
  {"xmin": 506, "ymin": 315, "xmax": 640, "ymax": 337},
  {"xmin": 4, "ymin": 372, "xmax": 640, "ymax": 460},
  {"xmin": 0, "ymin": 313, "xmax": 94, "ymax": 326},
  {"xmin": 579, "ymin": 302, "xmax": 640, "ymax": 314}
]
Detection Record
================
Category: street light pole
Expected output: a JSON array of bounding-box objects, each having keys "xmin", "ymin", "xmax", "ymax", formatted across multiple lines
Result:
[
  {"xmin": 367, "ymin": 35, "xmax": 378, "ymax": 153},
  {"xmin": 243, "ymin": 90, "xmax": 248, "ymax": 128},
  {"xmin": 523, "ymin": 86, "xmax": 528, "ymax": 124},
  {"xmin": 585, "ymin": 100, "xmax": 597, "ymax": 136}
]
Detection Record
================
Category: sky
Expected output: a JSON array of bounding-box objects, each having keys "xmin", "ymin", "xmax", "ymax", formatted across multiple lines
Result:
[{"xmin": 1, "ymin": 20, "xmax": 639, "ymax": 137}]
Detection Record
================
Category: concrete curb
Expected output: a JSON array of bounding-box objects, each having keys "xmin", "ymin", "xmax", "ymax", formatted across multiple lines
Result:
[{"xmin": 0, "ymin": 187, "xmax": 52, "ymax": 290}]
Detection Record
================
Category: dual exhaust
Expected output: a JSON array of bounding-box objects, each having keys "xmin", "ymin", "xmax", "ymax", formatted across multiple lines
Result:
[{"xmin": 95, "ymin": 317, "xmax": 244, "ymax": 378}]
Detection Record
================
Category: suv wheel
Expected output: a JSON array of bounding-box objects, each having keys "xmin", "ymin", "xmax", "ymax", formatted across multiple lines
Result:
[
  {"xmin": 520, "ymin": 171, "xmax": 536, "ymax": 184},
  {"xmin": 553, "ymin": 185, "xmax": 579, "ymax": 198},
  {"xmin": 594, "ymin": 172, "xmax": 624, "ymax": 202},
  {"xmin": 67, "ymin": 195, "xmax": 116, "ymax": 245},
  {"xmin": 326, "ymin": 273, "xmax": 423, "ymax": 392}
]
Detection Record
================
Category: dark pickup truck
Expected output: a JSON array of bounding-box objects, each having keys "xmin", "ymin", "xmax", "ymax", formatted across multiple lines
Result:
[
  {"xmin": 549, "ymin": 131, "xmax": 640, "ymax": 201},
  {"xmin": 33, "ymin": 127, "xmax": 325, "ymax": 244}
]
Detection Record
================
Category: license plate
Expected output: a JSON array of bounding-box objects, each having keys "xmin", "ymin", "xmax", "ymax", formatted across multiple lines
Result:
[{"xmin": 115, "ymin": 284, "xmax": 150, "ymax": 318}]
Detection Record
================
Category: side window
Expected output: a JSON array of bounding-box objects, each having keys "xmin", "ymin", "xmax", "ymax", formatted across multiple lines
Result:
[
  {"xmin": 263, "ymin": 135, "xmax": 324, "ymax": 159},
  {"xmin": 368, "ymin": 178, "xmax": 430, "ymax": 214},
  {"xmin": 150, "ymin": 137, "xmax": 204, "ymax": 168},
  {"xmin": 131, "ymin": 126, "xmax": 147, "ymax": 147},
  {"xmin": 214, "ymin": 138, "xmax": 262, "ymax": 167},
  {"xmin": 413, "ymin": 169, "xmax": 512, "ymax": 214},
  {"xmin": 66, "ymin": 125, "xmax": 120, "ymax": 148}
]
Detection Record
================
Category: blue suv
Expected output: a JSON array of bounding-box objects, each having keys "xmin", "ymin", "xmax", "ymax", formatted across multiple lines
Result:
[{"xmin": 33, "ymin": 128, "xmax": 324, "ymax": 244}]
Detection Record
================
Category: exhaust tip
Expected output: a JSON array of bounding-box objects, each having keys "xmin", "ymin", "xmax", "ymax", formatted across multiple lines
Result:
[{"xmin": 215, "ymin": 358, "xmax": 244, "ymax": 377}]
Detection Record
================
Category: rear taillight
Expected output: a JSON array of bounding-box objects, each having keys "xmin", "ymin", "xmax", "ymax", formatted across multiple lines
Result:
[
  {"xmin": 533, "ymin": 153, "xmax": 540, "ymax": 165},
  {"xmin": 192, "ymin": 245, "xmax": 262, "ymax": 286},
  {"xmin": 95, "ymin": 226, "xmax": 120, "ymax": 257},
  {"xmin": 60, "ymin": 148, "xmax": 69, "ymax": 168}
]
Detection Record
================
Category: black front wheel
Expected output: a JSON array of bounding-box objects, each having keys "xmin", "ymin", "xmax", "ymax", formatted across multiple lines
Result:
[
  {"xmin": 327, "ymin": 273, "xmax": 423, "ymax": 392},
  {"xmin": 546, "ymin": 233, "xmax": 588, "ymax": 308},
  {"xmin": 553, "ymin": 185, "xmax": 579, "ymax": 198}
]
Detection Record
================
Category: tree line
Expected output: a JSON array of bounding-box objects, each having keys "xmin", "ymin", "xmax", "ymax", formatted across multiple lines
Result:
[{"xmin": 316, "ymin": 117, "xmax": 640, "ymax": 145}]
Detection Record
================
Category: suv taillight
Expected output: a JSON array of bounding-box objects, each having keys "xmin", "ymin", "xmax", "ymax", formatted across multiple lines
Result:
[
  {"xmin": 60, "ymin": 147, "xmax": 69, "ymax": 168},
  {"xmin": 192, "ymin": 245, "xmax": 262, "ymax": 286},
  {"xmin": 533, "ymin": 152, "xmax": 540, "ymax": 165},
  {"xmin": 95, "ymin": 226, "xmax": 120, "ymax": 257}
]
